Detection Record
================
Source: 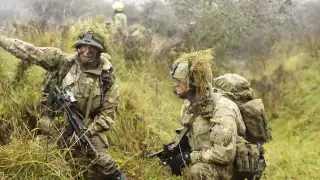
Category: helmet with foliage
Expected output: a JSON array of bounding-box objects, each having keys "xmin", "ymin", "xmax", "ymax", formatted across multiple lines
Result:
[
  {"xmin": 112, "ymin": 1, "xmax": 124, "ymax": 12},
  {"xmin": 72, "ymin": 17, "xmax": 113, "ymax": 53},
  {"xmin": 170, "ymin": 49, "xmax": 215, "ymax": 101},
  {"xmin": 72, "ymin": 31, "xmax": 105, "ymax": 52}
]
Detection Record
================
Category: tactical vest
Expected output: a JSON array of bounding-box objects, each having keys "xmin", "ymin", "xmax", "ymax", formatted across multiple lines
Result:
[{"xmin": 43, "ymin": 54, "xmax": 115, "ymax": 119}]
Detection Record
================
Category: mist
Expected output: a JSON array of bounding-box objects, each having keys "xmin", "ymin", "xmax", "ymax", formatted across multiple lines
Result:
[{"xmin": 1, "ymin": 0, "xmax": 320, "ymax": 61}]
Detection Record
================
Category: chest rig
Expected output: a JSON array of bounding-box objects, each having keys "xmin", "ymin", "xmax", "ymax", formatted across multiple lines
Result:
[{"xmin": 45, "ymin": 54, "xmax": 114, "ymax": 120}]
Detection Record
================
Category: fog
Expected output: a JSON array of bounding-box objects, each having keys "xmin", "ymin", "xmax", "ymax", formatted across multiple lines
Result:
[{"xmin": 1, "ymin": 0, "xmax": 320, "ymax": 61}]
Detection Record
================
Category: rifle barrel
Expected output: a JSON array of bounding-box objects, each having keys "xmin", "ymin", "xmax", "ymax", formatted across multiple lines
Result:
[{"xmin": 146, "ymin": 150, "xmax": 163, "ymax": 158}]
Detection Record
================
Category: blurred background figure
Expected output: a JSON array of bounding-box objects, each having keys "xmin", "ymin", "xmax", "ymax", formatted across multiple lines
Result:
[{"xmin": 112, "ymin": 1, "xmax": 128, "ymax": 44}]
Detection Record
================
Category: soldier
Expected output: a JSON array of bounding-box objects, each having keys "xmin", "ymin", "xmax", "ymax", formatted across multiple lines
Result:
[
  {"xmin": 0, "ymin": 30, "xmax": 126, "ymax": 179},
  {"xmin": 169, "ymin": 50, "xmax": 245, "ymax": 179},
  {"xmin": 112, "ymin": 1, "xmax": 128, "ymax": 43}
]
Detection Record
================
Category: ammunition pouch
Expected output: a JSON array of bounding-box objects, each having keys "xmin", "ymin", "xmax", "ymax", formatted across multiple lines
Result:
[{"xmin": 234, "ymin": 142, "xmax": 266, "ymax": 180}]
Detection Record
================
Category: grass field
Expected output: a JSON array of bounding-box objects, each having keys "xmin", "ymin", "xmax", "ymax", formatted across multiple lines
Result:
[{"xmin": 0, "ymin": 26, "xmax": 319, "ymax": 179}]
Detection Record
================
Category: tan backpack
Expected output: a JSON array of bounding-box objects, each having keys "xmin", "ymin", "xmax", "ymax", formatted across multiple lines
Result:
[
  {"xmin": 213, "ymin": 73, "xmax": 272, "ymax": 144},
  {"xmin": 213, "ymin": 74, "xmax": 272, "ymax": 179}
]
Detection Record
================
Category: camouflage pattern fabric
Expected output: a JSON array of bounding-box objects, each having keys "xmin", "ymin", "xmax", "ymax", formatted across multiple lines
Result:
[
  {"xmin": 0, "ymin": 36, "xmax": 120, "ymax": 176},
  {"xmin": 213, "ymin": 73, "xmax": 255, "ymax": 104},
  {"xmin": 14, "ymin": 60, "xmax": 31, "ymax": 82},
  {"xmin": 181, "ymin": 91, "xmax": 245, "ymax": 179},
  {"xmin": 128, "ymin": 24, "xmax": 151, "ymax": 44},
  {"xmin": 113, "ymin": 12, "xmax": 128, "ymax": 41},
  {"xmin": 125, "ymin": 24, "xmax": 152, "ymax": 60},
  {"xmin": 188, "ymin": 162, "xmax": 233, "ymax": 180}
]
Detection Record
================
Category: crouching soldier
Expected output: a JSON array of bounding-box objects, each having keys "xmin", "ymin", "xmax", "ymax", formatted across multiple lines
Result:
[
  {"xmin": 0, "ymin": 29, "xmax": 126, "ymax": 180},
  {"xmin": 168, "ymin": 50, "xmax": 244, "ymax": 179}
]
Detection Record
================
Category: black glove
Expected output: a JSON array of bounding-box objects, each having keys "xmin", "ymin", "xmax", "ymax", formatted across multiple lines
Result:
[{"xmin": 169, "ymin": 151, "xmax": 191, "ymax": 176}]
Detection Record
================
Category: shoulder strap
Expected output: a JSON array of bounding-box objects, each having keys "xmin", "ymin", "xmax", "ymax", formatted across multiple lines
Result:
[
  {"xmin": 84, "ymin": 77, "xmax": 98, "ymax": 121},
  {"xmin": 173, "ymin": 112, "xmax": 198, "ymax": 147}
]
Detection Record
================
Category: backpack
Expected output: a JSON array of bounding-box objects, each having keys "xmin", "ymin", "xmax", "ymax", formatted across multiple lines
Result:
[
  {"xmin": 213, "ymin": 73, "xmax": 272, "ymax": 144},
  {"xmin": 213, "ymin": 73, "xmax": 272, "ymax": 179}
]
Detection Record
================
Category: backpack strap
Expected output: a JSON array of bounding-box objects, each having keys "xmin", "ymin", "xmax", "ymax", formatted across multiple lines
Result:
[{"xmin": 173, "ymin": 112, "xmax": 198, "ymax": 147}]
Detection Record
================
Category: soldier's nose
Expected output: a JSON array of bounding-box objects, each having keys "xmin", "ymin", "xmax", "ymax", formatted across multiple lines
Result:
[{"xmin": 83, "ymin": 48, "xmax": 91, "ymax": 55}]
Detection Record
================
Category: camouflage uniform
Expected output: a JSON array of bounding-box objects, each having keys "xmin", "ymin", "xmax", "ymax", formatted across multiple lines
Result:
[
  {"xmin": 125, "ymin": 24, "xmax": 151, "ymax": 60},
  {"xmin": 113, "ymin": 12, "xmax": 128, "ymax": 42},
  {"xmin": 0, "ymin": 36, "xmax": 121, "ymax": 178},
  {"xmin": 170, "ymin": 50, "xmax": 245, "ymax": 180},
  {"xmin": 114, "ymin": 13, "xmax": 128, "ymax": 35},
  {"xmin": 181, "ymin": 92, "xmax": 246, "ymax": 180}
]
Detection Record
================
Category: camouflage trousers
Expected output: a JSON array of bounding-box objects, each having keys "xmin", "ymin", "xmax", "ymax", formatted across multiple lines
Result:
[
  {"xmin": 186, "ymin": 162, "xmax": 233, "ymax": 180},
  {"xmin": 81, "ymin": 134, "xmax": 119, "ymax": 177},
  {"xmin": 37, "ymin": 116, "xmax": 119, "ymax": 177}
]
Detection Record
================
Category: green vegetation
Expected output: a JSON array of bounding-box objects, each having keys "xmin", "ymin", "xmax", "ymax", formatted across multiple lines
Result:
[
  {"xmin": 264, "ymin": 57, "xmax": 320, "ymax": 180},
  {"xmin": 0, "ymin": 30, "xmax": 184, "ymax": 179},
  {"xmin": 1, "ymin": 30, "xmax": 319, "ymax": 179},
  {"xmin": 1, "ymin": 0, "xmax": 320, "ymax": 179}
]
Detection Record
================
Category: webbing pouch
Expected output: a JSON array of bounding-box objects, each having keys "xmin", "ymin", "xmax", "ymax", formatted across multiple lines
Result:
[
  {"xmin": 239, "ymin": 99, "xmax": 272, "ymax": 144},
  {"xmin": 235, "ymin": 141, "xmax": 266, "ymax": 180}
]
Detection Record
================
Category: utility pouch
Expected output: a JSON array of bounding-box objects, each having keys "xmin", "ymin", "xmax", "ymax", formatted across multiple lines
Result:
[
  {"xmin": 239, "ymin": 99, "xmax": 272, "ymax": 144},
  {"xmin": 235, "ymin": 141, "xmax": 266, "ymax": 180}
]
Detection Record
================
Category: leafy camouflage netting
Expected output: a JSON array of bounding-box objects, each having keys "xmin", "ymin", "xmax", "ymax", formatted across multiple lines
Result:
[
  {"xmin": 70, "ymin": 16, "xmax": 115, "ymax": 53},
  {"xmin": 175, "ymin": 49, "xmax": 215, "ymax": 101}
]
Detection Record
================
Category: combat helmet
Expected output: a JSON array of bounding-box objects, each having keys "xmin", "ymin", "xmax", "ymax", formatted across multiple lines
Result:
[
  {"xmin": 170, "ymin": 49, "xmax": 214, "ymax": 101},
  {"xmin": 72, "ymin": 31, "xmax": 106, "ymax": 53},
  {"xmin": 112, "ymin": 1, "xmax": 124, "ymax": 12},
  {"xmin": 72, "ymin": 18, "xmax": 111, "ymax": 53}
]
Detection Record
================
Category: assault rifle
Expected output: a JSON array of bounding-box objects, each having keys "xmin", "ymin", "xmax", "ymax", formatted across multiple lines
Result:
[
  {"xmin": 147, "ymin": 127, "xmax": 191, "ymax": 175},
  {"xmin": 51, "ymin": 85, "xmax": 97, "ymax": 154},
  {"xmin": 147, "ymin": 113, "xmax": 198, "ymax": 175}
]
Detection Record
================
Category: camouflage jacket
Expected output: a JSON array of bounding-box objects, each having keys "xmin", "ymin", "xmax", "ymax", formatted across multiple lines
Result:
[
  {"xmin": 181, "ymin": 91, "xmax": 245, "ymax": 165},
  {"xmin": 0, "ymin": 36, "xmax": 119, "ymax": 144},
  {"xmin": 113, "ymin": 13, "xmax": 128, "ymax": 36}
]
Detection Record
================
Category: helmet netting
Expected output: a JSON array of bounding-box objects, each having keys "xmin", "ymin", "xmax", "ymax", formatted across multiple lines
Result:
[
  {"xmin": 71, "ymin": 16, "xmax": 114, "ymax": 52},
  {"xmin": 174, "ymin": 49, "xmax": 215, "ymax": 101}
]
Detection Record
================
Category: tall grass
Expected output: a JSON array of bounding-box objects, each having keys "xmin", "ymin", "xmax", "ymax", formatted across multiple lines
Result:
[
  {"xmin": 1, "ymin": 20, "xmax": 320, "ymax": 179},
  {"xmin": 0, "ymin": 138, "xmax": 73, "ymax": 179},
  {"xmin": 248, "ymin": 53, "xmax": 320, "ymax": 180},
  {"xmin": 0, "ymin": 21, "xmax": 183, "ymax": 179}
]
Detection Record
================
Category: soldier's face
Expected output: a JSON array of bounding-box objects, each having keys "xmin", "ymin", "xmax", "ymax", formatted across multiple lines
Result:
[
  {"xmin": 173, "ymin": 79, "xmax": 188, "ymax": 99},
  {"xmin": 78, "ymin": 45, "xmax": 99, "ymax": 63}
]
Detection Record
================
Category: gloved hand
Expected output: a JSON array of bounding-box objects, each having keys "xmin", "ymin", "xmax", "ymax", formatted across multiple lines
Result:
[
  {"xmin": 87, "ymin": 122, "xmax": 97, "ymax": 136},
  {"xmin": 87, "ymin": 117, "xmax": 113, "ymax": 136},
  {"xmin": 87, "ymin": 121, "xmax": 104, "ymax": 137},
  {"xmin": 169, "ymin": 151, "xmax": 191, "ymax": 176}
]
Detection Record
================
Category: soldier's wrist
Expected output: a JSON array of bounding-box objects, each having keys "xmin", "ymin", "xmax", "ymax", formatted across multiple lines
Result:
[
  {"xmin": 87, "ymin": 122, "xmax": 99, "ymax": 136},
  {"xmin": 190, "ymin": 151, "xmax": 201, "ymax": 164}
]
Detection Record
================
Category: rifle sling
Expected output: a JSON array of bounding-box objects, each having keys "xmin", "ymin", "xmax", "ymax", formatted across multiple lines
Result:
[
  {"xmin": 173, "ymin": 112, "xmax": 198, "ymax": 147},
  {"xmin": 84, "ymin": 77, "xmax": 98, "ymax": 122}
]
